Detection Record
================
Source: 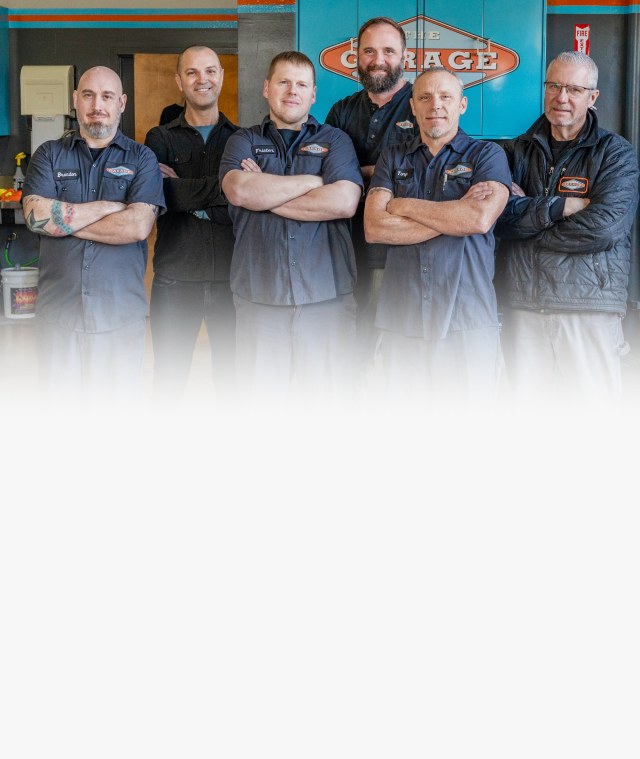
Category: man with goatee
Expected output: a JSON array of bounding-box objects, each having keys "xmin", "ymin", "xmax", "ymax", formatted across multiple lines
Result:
[
  {"xmin": 325, "ymin": 16, "xmax": 418, "ymax": 386},
  {"xmin": 22, "ymin": 66, "xmax": 164, "ymax": 406}
]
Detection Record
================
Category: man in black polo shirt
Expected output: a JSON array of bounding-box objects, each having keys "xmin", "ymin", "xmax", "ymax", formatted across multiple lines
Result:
[
  {"xmin": 145, "ymin": 45, "xmax": 238, "ymax": 402},
  {"xmin": 22, "ymin": 66, "xmax": 164, "ymax": 406},
  {"xmin": 364, "ymin": 68, "xmax": 510, "ymax": 407},
  {"xmin": 220, "ymin": 51, "xmax": 362, "ymax": 403},
  {"xmin": 326, "ymin": 16, "xmax": 419, "ymax": 383}
]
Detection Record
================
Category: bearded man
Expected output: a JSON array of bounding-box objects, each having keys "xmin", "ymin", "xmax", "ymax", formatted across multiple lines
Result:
[
  {"xmin": 22, "ymin": 66, "xmax": 165, "ymax": 407},
  {"xmin": 325, "ymin": 16, "xmax": 419, "ymax": 386}
]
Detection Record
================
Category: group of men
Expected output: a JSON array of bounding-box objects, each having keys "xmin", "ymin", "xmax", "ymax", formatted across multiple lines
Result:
[{"xmin": 22, "ymin": 16, "xmax": 640, "ymax": 409}]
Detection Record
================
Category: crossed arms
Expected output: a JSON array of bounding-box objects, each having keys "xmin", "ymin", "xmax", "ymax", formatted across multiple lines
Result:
[
  {"xmin": 364, "ymin": 181, "xmax": 510, "ymax": 245},
  {"xmin": 23, "ymin": 195, "xmax": 158, "ymax": 244},
  {"xmin": 221, "ymin": 158, "xmax": 361, "ymax": 222}
]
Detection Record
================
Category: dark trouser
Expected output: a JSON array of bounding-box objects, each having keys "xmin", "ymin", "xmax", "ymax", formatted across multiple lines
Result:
[
  {"xmin": 353, "ymin": 266, "xmax": 384, "ymax": 378},
  {"xmin": 234, "ymin": 293, "xmax": 357, "ymax": 404},
  {"xmin": 382, "ymin": 326, "xmax": 502, "ymax": 408},
  {"xmin": 150, "ymin": 276, "xmax": 236, "ymax": 401},
  {"xmin": 36, "ymin": 317, "xmax": 146, "ymax": 408},
  {"xmin": 501, "ymin": 307, "xmax": 629, "ymax": 407}
]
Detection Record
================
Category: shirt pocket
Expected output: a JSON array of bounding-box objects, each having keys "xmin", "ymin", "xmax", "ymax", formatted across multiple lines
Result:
[
  {"xmin": 386, "ymin": 129, "xmax": 415, "ymax": 147},
  {"xmin": 55, "ymin": 180, "xmax": 83, "ymax": 203},
  {"xmin": 442, "ymin": 176, "xmax": 472, "ymax": 201},
  {"xmin": 169, "ymin": 149, "xmax": 192, "ymax": 178},
  {"xmin": 100, "ymin": 176, "xmax": 130, "ymax": 203},
  {"xmin": 296, "ymin": 155, "xmax": 324, "ymax": 176}
]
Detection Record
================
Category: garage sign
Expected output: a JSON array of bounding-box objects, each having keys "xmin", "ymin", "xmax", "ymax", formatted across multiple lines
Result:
[{"xmin": 319, "ymin": 14, "xmax": 520, "ymax": 89}]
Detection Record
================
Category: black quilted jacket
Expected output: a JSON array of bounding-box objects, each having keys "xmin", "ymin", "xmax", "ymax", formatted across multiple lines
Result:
[{"xmin": 495, "ymin": 111, "xmax": 639, "ymax": 314}]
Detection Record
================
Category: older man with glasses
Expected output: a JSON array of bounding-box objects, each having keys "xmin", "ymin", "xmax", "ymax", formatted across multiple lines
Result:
[{"xmin": 496, "ymin": 51, "xmax": 639, "ymax": 409}]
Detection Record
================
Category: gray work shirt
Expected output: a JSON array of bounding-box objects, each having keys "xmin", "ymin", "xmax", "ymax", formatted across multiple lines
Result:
[
  {"xmin": 219, "ymin": 115, "xmax": 363, "ymax": 306},
  {"xmin": 22, "ymin": 130, "xmax": 165, "ymax": 333},
  {"xmin": 369, "ymin": 129, "xmax": 511, "ymax": 340}
]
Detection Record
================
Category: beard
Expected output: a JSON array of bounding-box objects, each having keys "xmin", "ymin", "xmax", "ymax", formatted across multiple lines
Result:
[
  {"xmin": 358, "ymin": 61, "xmax": 405, "ymax": 94},
  {"xmin": 79, "ymin": 109, "xmax": 121, "ymax": 140},
  {"xmin": 424, "ymin": 125, "xmax": 446, "ymax": 138}
]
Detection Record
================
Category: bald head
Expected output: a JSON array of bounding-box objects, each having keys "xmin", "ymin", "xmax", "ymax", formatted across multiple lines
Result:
[
  {"xmin": 77, "ymin": 66, "xmax": 123, "ymax": 97},
  {"xmin": 74, "ymin": 66, "xmax": 126, "ymax": 144},
  {"xmin": 177, "ymin": 45, "xmax": 219, "ymax": 75},
  {"xmin": 175, "ymin": 46, "xmax": 224, "ymax": 116}
]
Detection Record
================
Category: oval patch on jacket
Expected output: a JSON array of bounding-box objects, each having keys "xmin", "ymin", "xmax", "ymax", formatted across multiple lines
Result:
[
  {"xmin": 106, "ymin": 165, "xmax": 134, "ymax": 177},
  {"xmin": 396, "ymin": 121, "xmax": 413, "ymax": 129},
  {"xmin": 298, "ymin": 142, "xmax": 330, "ymax": 156},
  {"xmin": 559, "ymin": 177, "xmax": 588, "ymax": 194},
  {"xmin": 445, "ymin": 163, "xmax": 473, "ymax": 177}
]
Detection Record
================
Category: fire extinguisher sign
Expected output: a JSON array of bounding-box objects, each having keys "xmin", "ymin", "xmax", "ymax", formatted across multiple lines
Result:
[{"xmin": 575, "ymin": 24, "xmax": 590, "ymax": 55}]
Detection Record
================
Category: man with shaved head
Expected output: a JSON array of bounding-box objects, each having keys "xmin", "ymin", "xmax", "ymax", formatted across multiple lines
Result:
[
  {"xmin": 145, "ymin": 45, "xmax": 238, "ymax": 402},
  {"xmin": 22, "ymin": 66, "xmax": 165, "ymax": 406},
  {"xmin": 364, "ymin": 67, "xmax": 510, "ymax": 407}
]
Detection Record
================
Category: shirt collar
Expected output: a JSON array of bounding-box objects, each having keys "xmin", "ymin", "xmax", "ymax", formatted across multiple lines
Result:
[
  {"xmin": 169, "ymin": 110, "xmax": 230, "ymax": 130},
  {"xmin": 71, "ymin": 128, "xmax": 129, "ymax": 151},
  {"xmin": 405, "ymin": 127, "xmax": 471, "ymax": 156},
  {"xmin": 260, "ymin": 113, "xmax": 320, "ymax": 136},
  {"xmin": 365, "ymin": 79, "xmax": 412, "ymax": 110}
]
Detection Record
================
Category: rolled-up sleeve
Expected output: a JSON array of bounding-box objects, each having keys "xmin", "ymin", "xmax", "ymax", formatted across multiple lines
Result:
[
  {"xmin": 127, "ymin": 144, "xmax": 166, "ymax": 215},
  {"xmin": 22, "ymin": 142, "xmax": 55, "ymax": 200},
  {"xmin": 321, "ymin": 129, "xmax": 363, "ymax": 188}
]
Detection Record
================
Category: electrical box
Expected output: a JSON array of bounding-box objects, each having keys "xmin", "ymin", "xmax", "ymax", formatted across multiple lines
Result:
[
  {"xmin": 298, "ymin": 0, "xmax": 546, "ymax": 139},
  {"xmin": 21, "ymin": 65, "xmax": 75, "ymax": 154}
]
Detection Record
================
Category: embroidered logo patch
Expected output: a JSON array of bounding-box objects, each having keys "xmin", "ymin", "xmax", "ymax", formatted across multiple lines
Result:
[
  {"xmin": 559, "ymin": 177, "xmax": 588, "ymax": 194},
  {"xmin": 54, "ymin": 169, "xmax": 80, "ymax": 181},
  {"xmin": 445, "ymin": 163, "xmax": 473, "ymax": 177},
  {"xmin": 252, "ymin": 146, "xmax": 276, "ymax": 156},
  {"xmin": 106, "ymin": 165, "xmax": 134, "ymax": 176},
  {"xmin": 299, "ymin": 143, "xmax": 329, "ymax": 155},
  {"xmin": 394, "ymin": 168, "xmax": 415, "ymax": 181},
  {"xmin": 396, "ymin": 121, "xmax": 414, "ymax": 129}
]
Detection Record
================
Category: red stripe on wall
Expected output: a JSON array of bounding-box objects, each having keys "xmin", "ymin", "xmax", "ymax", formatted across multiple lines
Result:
[
  {"xmin": 547, "ymin": 0, "xmax": 633, "ymax": 5},
  {"xmin": 237, "ymin": 0, "xmax": 295, "ymax": 6},
  {"xmin": 9, "ymin": 13, "xmax": 238, "ymax": 21}
]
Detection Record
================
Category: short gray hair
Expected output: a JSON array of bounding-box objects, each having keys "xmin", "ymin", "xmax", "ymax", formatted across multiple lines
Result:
[
  {"xmin": 413, "ymin": 66, "xmax": 464, "ymax": 98},
  {"xmin": 546, "ymin": 52, "xmax": 598, "ymax": 89}
]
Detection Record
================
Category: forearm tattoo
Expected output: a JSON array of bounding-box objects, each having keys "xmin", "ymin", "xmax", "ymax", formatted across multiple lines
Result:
[
  {"xmin": 25, "ymin": 197, "xmax": 75, "ymax": 237},
  {"xmin": 367, "ymin": 187, "xmax": 393, "ymax": 197},
  {"xmin": 142, "ymin": 203, "xmax": 160, "ymax": 217},
  {"xmin": 51, "ymin": 200, "xmax": 75, "ymax": 236}
]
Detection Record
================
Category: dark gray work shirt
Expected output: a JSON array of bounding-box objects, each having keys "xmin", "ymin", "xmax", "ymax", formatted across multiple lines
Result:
[
  {"xmin": 325, "ymin": 82, "xmax": 419, "ymax": 269},
  {"xmin": 145, "ymin": 112, "xmax": 238, "ymax": 283},
  {"xmin": 22, "ymin": 130, "xmax": 165, "ymax": 333},
  {"xmin": 219, "ymin": 115, "xmax": 363, "ymax": 306},
  {"xmin": 370, "ymin": 129, "xmax": 511, "ymax": 340}
]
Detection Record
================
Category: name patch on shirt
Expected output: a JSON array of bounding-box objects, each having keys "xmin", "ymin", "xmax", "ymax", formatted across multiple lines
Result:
[
  {"xmin": 445, "ymin": 163, "xmax": 473, "ymax": 178},
  {"xmin": 559, "ymin": 176, "xmax": 588, "ymax": 194},
  {"xmin": 252, "ymin": 145, "xmax": 277, "ymax": 156},
  {"xmin": 54, "ymin": 169, "xmax": 80, "ymax": 181},
  {"xmin": 298, "ymin": 142, "xmax": 330, "ymax": 156},
  {"xmin": 394, "ymin": 168, "xmax": 415, "ymax": 181},
  {"xmin": 104, "ymin": 163, "xmax": 136, "ymax": 180},
  {"xmin": 396, "ymin": 121, "xmax": 414, "ymax": 129}
]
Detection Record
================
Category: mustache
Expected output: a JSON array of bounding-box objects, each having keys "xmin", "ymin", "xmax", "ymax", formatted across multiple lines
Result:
[{"xmin": 365, "ymin": 63, "xmax": 393, "ymax": 73}]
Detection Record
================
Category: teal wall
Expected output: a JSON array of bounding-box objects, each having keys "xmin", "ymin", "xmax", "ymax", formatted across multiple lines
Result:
[{"xmin": 0, "ymin": 8, "xmax": 8, "ymax": 136}]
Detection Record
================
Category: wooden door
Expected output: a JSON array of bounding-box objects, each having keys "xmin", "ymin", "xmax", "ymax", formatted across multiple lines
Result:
[{"xmin": 132, "ymin": 53, "xmax": 238, "ymax": 302}]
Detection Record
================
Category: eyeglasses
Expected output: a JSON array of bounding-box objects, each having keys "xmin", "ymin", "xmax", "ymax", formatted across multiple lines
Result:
[{"xmin": 544, "ymin": 81, "xmax": 594, "ymax": 97}]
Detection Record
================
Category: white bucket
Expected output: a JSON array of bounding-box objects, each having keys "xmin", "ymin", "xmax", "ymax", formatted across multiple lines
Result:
[{"xmin": 1, "ymin": 267, "xmax": 39, "ymax": 319}]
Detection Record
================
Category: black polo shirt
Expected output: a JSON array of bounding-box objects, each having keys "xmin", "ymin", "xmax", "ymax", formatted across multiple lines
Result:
[
  {"xmin": 145, "ymin": 112, "xmax": 238, "ymax": 283},
  {"xmin": 369, "ymin": 129, "xmax": 512, "ymax": 340},
  {"xmin": 219, "ymin": 115, "xmax": 363, "ymax": 307},
  {"xmin": 22, "ymin": 129, "xmax": 165, "ymax": 333},
  {"xmin": 325, "ymin": 82, "xmax": 419, "ymax": 270}
]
